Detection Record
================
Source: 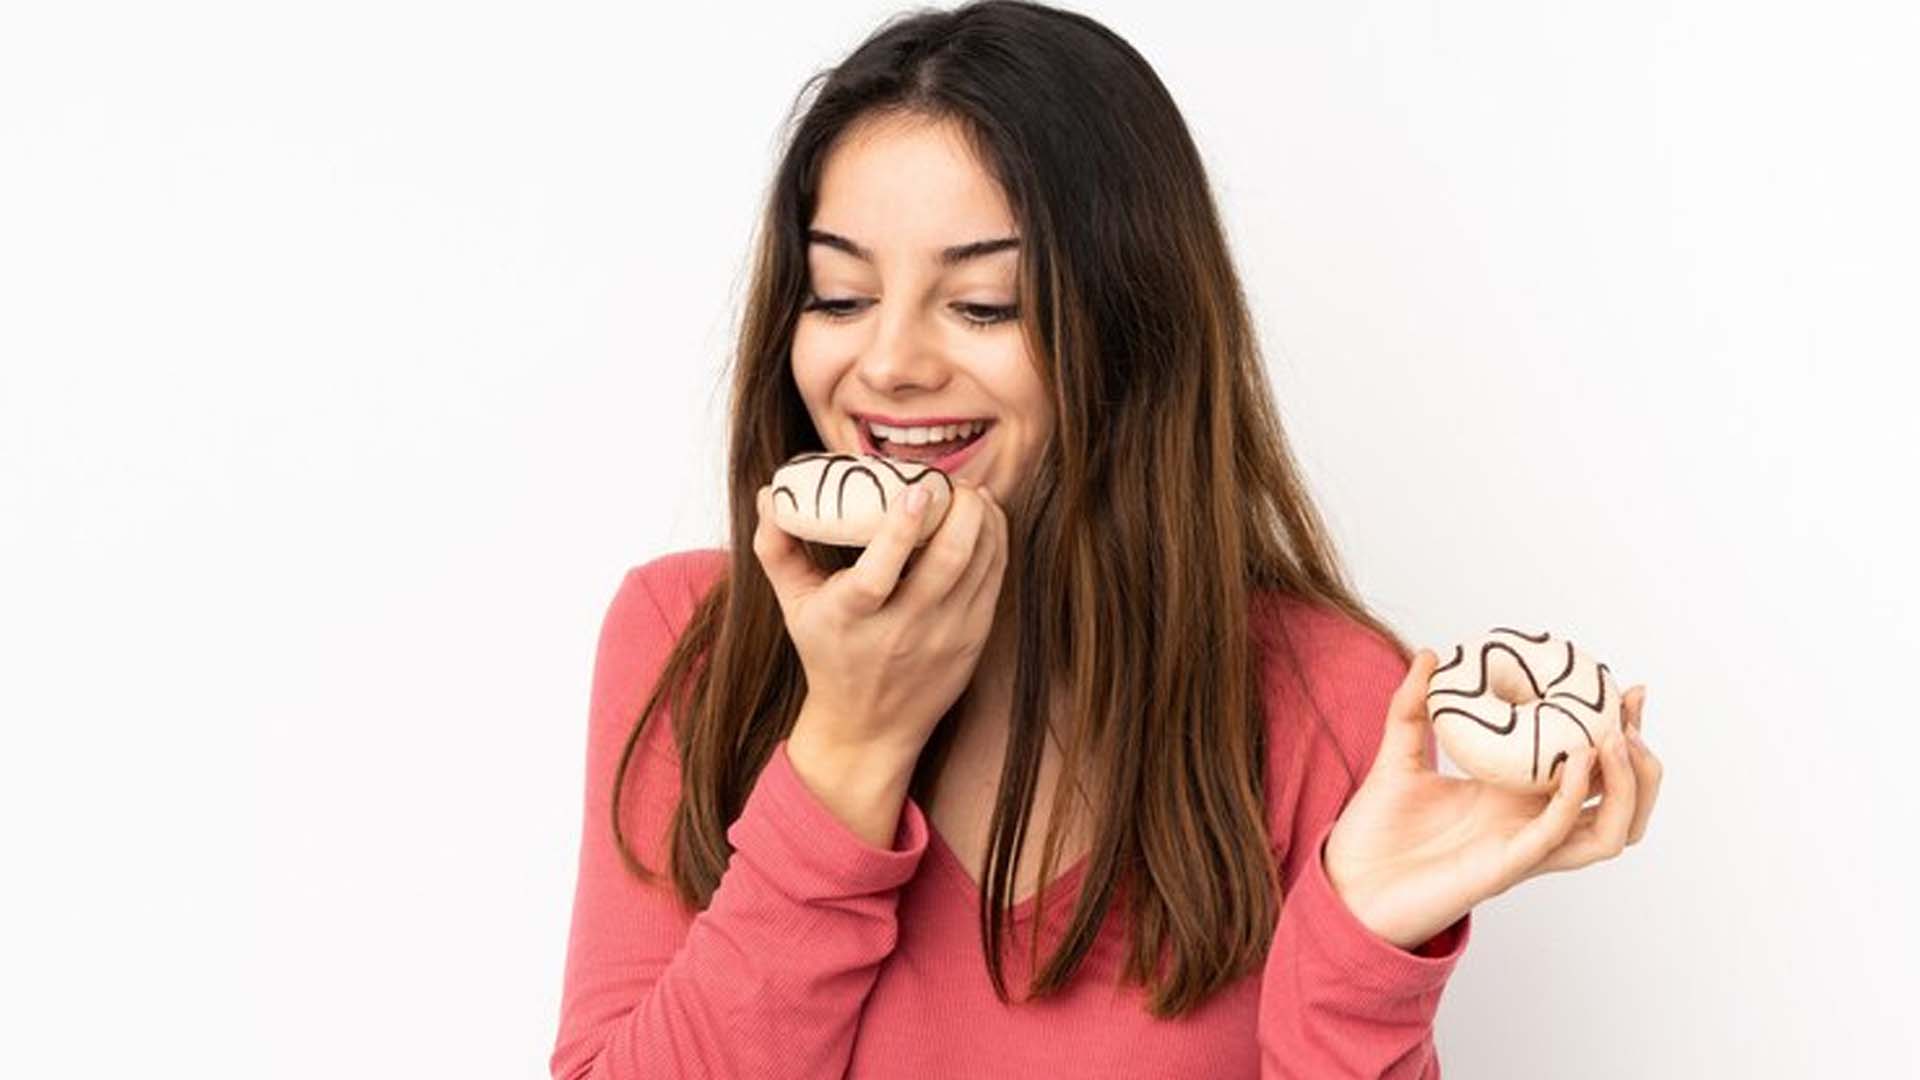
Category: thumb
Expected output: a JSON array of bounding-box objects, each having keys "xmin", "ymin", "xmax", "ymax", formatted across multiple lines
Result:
[
  {"xmin": 753, "ymin": 483, "xmax": 824, "ymax": 615},
  {"xmin": 1374, "ymin": 648, "xmax": 1440, "ymax": 773}
]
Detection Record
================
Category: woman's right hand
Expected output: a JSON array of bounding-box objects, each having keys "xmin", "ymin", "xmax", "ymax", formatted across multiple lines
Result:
[{"xmin": 754, "ymin": 476, "xmax": 1008, "ymax": 768}]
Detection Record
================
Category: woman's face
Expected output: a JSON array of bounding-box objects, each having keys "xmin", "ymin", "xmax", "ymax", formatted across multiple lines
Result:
[{"xmin": 790, "ymin": 113, "xmax": 1050, "ymax": 508}]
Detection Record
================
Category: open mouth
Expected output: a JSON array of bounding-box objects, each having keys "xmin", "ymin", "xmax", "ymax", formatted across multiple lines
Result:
[{"xmin": 858, "ymin": 418, "xmax": 994, "ymax": 465}]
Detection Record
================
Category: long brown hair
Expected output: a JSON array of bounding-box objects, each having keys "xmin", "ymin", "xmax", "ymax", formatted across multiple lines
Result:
[{"xmin": 608, "ymin": 0, "xmax": 1412, "ymax": 1019}]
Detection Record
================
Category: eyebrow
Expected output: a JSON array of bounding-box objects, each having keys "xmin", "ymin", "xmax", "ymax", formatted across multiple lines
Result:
[{"xmin": 807, "ymin": 229, "xmax": 1021, "ymax": 268}]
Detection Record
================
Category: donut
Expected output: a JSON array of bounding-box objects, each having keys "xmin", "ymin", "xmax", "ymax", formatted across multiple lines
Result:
[
  {"xmin": 763, "ymin": 452, "xmax": 955, "ymax": 547},
  {"xmin": 1425, "ymin": 627, "xmax": 1622, "ymax": 794}
]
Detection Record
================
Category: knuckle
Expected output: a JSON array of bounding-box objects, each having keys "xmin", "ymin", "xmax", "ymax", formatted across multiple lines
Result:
[
  {"xmin": 844, "ymin": 577, "xmax": 885, "ymax": 608},
  {"xmin": 931, "ymin": 541, "xmax": 970, "ymax": 576}
]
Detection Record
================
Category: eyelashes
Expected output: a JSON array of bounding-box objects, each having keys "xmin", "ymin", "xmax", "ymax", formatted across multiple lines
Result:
[{"xmin": 801, "ymin": 295, "xmax": 1019, "ymax": 331}]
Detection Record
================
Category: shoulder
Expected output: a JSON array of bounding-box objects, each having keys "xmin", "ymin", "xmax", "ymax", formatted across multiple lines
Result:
[
  {"xmin": 586, "ymin": 548, "xmax": 730, "ymax": 775},
  {"xmin": 605, "ymin": 548, "xmax": 731, "ymax": 642},
  {"xmin": 591, "ymin": 547, "xmax": 730, "ymax": 713},
  {"xmin": 1252, "ymin": 590, "xmax": 1412, "ymax": 795}
]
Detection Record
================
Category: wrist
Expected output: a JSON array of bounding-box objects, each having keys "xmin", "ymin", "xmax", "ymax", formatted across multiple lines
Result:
[
  {"xmin": 785, "ymin": 723, "xmax": 915, "ymax": 849},
  {"xmin": 790, "ymin": 698, "xmax": 923, "ymax": 778},
  {"xmin": 786, "ymin": 729, "xmax": 912, "ymax": 801},
  {"xmin": 1321, "ymin": 833, "xmax": 1460, "ymax": 952}
]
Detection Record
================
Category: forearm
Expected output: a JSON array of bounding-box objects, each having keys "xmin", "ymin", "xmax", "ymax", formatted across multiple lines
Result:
[
  {"xmin": 1258, "ymin": 822, "xmax": 1468, "ymax": 1079},
  {"xmin": 554, "ymin": 738, "xmax": 930, "ymax": 1080}
]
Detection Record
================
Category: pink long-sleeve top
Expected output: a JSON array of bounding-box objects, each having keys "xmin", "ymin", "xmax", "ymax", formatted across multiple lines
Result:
[{"xmin": 550, "ymin": 549, "xmax": 1471, "ymax": 1079}]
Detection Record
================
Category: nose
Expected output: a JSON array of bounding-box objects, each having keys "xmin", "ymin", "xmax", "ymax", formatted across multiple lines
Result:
[{"xmin": 854, "ymin": 301, "xmax": 951, "ymax": 394}]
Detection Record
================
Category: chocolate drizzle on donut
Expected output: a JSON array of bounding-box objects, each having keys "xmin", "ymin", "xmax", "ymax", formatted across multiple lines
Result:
[
  {"xmin": 1430, "ymin": 702, "xmax": 1518, "ymax": 735},
  {"xmin": 811, "ymin": 453, "xmax": 856, "ymax": 514},
  {"xmin": 1534, "ymin": 701, "xmax": 1594, "ymax": 781},
  {"xmin": 1548, "ymin": 661, "xmax": 1611, "ymax": 713},
  {"xmin": 1430, "ymin": 631, "xmax": 1608, "ymax": 782},
  {"xmin": 1427, "ymin": 640, "xmax": 1545, "ymax": 705},
  {"xmin": 836, "ymin": 463, "xmax": 884, "ymax": 515},
  {"xmin": 768, "ymin": 453, "xmax": 957, "ymax": 521},
  {"xmin": 869, "ymin": 454, "xmax": 956, "ymax": 494},
  {"xmin": 1547, "ymin": 641, "xmax": 1576, "ymax": 689}
]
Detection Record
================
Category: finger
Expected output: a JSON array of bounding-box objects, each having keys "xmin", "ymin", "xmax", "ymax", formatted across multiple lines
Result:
[
  {"xmin": 753, "ymin": 483, "xmax": 824, "ymax": 613},
  {"xmin": 961, "ymin": 485, "xmax": 1009, "ymax": 614},
  {"xmin": 837, "ymin": 478, "xmax": 943, "ymax": 614},
  {"xmin": 892, "ymin": 482, "xmax": 986, "ymax": 613},
  {"xmin": 1592, "ymin": 728, "xmax": 1638, "ymax": 846},
  {"xmin": 1623, "ymin": 685, "xmax": 1646, "ymax": 735},
  {"xmin": 1624, "ymin": 727, "xmax": 1664, "ymax": 845},
  {"xmin": 1503, "ymin": 746, "xmax": 1597, "ymax": 876},
  {"xmin": 1377, "ymin": 649, "xmax": 1441, "ymax": 773},
  {"xmin": 950, "ymin": 485, "xmax": 998, "ymax": 602},
  {"xmin": 1536, "ymin": 731, "xmax": 1638, "ymax": 873}
]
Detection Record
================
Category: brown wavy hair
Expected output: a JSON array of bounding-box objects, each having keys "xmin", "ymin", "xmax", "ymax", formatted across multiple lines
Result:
[{"xmin": 607, "ymin": 0, "xmax": 1412, "ymax": 1019}]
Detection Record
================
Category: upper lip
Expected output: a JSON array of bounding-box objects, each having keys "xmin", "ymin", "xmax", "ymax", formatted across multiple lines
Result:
[{"xmin": 854, "ymin": 412, "xmax": 994, "ymax": 428}]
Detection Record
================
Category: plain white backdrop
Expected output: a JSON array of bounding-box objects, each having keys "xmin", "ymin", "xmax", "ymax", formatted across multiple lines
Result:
[{"xmin": 3, "ymin": 1, "xmax": 1915, "ymax": 1075}]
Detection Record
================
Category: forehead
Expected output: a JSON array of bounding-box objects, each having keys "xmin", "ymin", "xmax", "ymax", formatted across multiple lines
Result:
[{"xmin": 810, "ymin": 115, "xmax": 1017, "ymax": 260}]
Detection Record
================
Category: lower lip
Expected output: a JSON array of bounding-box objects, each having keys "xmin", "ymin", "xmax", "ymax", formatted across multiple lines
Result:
[{"xmin": 859, "ymin": 423, "xmax": 992, "ymax": 474}]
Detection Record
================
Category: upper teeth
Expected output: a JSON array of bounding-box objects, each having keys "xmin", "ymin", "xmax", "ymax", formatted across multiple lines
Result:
[{"xmin": 867, "ymin": 419, "xmax": 987, "ymax": 444}]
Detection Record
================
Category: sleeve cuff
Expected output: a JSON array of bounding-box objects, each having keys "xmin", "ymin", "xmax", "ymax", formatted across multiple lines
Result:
[
  {"xmin": 1288, "ymin": 818, "xmax": 1471, "ymax": 992},
  {"xmin": 724, "ymin": 739, "xmax": 929, "ymax": 903}
]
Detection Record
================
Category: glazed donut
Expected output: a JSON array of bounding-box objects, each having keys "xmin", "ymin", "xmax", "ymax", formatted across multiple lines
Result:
[
  {"xmin": 763, "ymin": 452, "xmax": 955, "ymax": 547},
  {"xmin": 1425, "ymin": 627, "xmax": 1623, "ymax": 794}
]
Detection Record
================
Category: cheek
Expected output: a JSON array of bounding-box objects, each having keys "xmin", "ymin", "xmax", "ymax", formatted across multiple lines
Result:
[
  {"xmin": 788, "ymin": 336, "xmax": 832, "ymax": 399},
  {"xmin": 984, "ymin": 351, "xmax": 1049, "ymax": 426}
]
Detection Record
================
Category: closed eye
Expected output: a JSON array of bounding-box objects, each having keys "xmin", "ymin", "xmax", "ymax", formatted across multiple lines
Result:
[
  {"xmin": 955, "ymin": 302, "xmax": 1020, "ymax": 328},
  {"xmin": 801, "ymin": 295, "xmax": 1019, "ymax": 330},
  {"xmin": 801, "ymin": 297, "xmax": 866, "ymax": 319}
]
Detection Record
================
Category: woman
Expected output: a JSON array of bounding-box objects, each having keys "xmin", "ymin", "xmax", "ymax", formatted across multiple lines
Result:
[{"xmin": 550, "ymin": 2, "xmax": 1664, "ymax": 1077}]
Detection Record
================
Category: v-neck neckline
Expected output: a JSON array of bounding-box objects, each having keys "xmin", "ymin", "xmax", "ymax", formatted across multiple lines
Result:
[
  {"xmin": 913, "ymin": 676, "xmax": 1095, "ymax": 923},
  {"xmin": 920, "ymin": 816, "xmax": 1094, "ymax": 924}
]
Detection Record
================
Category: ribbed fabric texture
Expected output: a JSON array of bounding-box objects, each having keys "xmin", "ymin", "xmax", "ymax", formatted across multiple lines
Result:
[{"xmin": 550, "ymin": 549, "xmax": 1470, "ymax": 1080}]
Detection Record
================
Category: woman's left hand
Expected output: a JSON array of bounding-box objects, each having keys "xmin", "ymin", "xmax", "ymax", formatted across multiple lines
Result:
[{"xmin": 1322, "ymin": 649, "xmax": 1665, "ymax": 950}]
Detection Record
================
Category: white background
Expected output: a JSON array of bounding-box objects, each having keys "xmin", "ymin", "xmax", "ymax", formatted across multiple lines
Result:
[{"xmin": 3, "ymin": 1, "xmax": 1915, "ymax": 1076}]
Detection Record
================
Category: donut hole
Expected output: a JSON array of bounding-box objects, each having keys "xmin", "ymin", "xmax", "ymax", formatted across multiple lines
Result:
[{"xmin": 1487, "ymin": 654, "xmax": 1541, "ymax": 706}]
